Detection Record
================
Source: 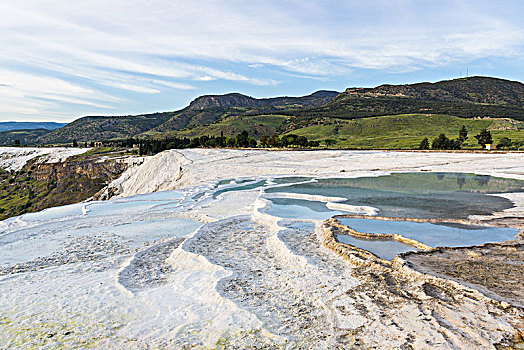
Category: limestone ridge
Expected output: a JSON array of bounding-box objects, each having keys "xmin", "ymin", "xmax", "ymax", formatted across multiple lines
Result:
[
  {"xmin": 312, "ymin": 76, "xmax": 524, "ymax": 120},
  {"xmin": 0, "ymin": 154, "xmax": 128, "ymax": 221},
  {"xmin": 187, "ymin": 91, "xmax": 339, "ymax": 110},
  {"xmin": 33, "ymin": 160, "xmax": 126, "ymax": 182},
  {"xmin": 341, "ymin": 77, "xmax": 524, "ymax": 105}
]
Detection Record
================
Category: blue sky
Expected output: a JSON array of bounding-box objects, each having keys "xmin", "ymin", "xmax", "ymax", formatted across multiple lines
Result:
[{"xmin": 1, "ymin": 0, "xmax": 523, "ymax": 122}]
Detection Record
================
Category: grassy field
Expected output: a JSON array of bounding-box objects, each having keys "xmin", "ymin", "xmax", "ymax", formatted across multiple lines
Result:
[
  {"xmin": 153, "ymin": 114, "xmax": 289, "ymax": 139},
  {"xmin": 287, "ymin": 114, "xmax": 524, "ymax": 149},
  {"xmin": 145, "ymin": 112, "xmax": 524, "ymax": 150}
]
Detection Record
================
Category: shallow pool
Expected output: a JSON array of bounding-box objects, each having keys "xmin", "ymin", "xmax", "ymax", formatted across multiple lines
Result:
[
  {"xmin": 267, "ymin": 198, "xmax": 347, "ymax": 220},
  {"xmin": 263, "ymin": 172, "xmax": 524, "ymax": 260},
  {"xmin": 265, "ymin": 172, "xmax": 524, "ymax": 219},
  {"xmin": 336, "ymin": 218, "xmax": 519, "ymax": 259},
  {"xmin": 336, "ymin": 234, "xmax": 417, "ymax": 260},
  {"xmin": 212, "ymin": 180, "xmax": 267, "ymax": 199}
]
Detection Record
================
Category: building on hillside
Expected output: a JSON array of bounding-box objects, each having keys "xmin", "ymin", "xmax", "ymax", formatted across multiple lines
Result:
[
  {"xmin": 485, "ymin": 144, "xmax": 496, "ymax": 150},
  {"xmin": 94, "ymin": 142, "xmax": 103, "ymax": 147}
]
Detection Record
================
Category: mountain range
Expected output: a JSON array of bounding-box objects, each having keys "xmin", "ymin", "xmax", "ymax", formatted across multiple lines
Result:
[
  {"xmin": 26, "ymin": 90, "xmax": 339, "ymax": 144},
  {"xmin": 0, "ymin": 122, "xmax": 66, "ymax": 132},
  {"xmin": 1, "ymin": 76, "xmax": 523, "ymax": 147}
]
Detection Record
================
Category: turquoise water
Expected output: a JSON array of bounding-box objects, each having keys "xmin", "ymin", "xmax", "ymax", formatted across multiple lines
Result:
[
  {"xmin": 339, "ymin": 218, "xmax": 518, "ymax": 248},
  {"xmin": 212, "ymin": 180, "xmax": 267, "ymax": 199},
  {"xmin": 263, "ymin": 172, "xmax": 524, "ymax": 260},
  {"xmin": 336, "ymin": 235, "xmax": 416, "ymax": 260},
  {"xmin": 196, "ymin": 177, "xmax": 311, "ymax": 202},
  {"xmin": 267, "ymin": 198, "xmax": 346, "ymax": 220},
  {"xmin": 217, "ymin": 179, "xmax": 233, "ymax": 186},
  {"xmin": 191, "ymin": 192, "xmax": 206, "ymax": 201},
  {"xmin": 265, "ymin": 173, "xmax": 524, "ymax": 219}
]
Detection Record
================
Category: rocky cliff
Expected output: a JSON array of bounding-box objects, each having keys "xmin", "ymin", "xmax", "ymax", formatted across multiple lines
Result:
[
  {"xmin": 0, "ymin": 156, "xmax": 129, "ymax": 221},
  {"xmin": 33, "ymin": 160, "xmax": 127, "ymax": 182}
]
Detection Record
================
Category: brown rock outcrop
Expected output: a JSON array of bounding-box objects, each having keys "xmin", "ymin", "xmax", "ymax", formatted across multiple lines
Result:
[{"xmin": 33, "ymin": 160, "xmax": 127, "ymax": 182}]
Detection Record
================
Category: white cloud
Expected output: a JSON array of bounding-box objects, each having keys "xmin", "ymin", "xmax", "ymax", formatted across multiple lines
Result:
[
  {"xmin": 0, "ymin": 69, "xmax": 120, "ymax": 105},
  {"xmin": 0, "ymin": 0, "xmax": 523, "ymax": 121}
]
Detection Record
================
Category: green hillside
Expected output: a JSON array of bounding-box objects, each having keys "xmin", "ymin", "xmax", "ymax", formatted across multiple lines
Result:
[
  {"xmin": 146, "ymin": 112, "xmax": 524, "ymax": 150},
  {"xmin": 0, "ymin": 129, "xmax": 50, "ymax": 146},
  {"xmin": 149, "ymin": 114, "xmax": 289, "ymax": 139},
  {"xmin": 36, "ymin": 113, "xmax": 176, "ymax": 144},
  {"xmin": 288, "ymin": 114, "xmax": 524, "ymax": 149},
  {"xmin": 151, "ymin": 76, "xmax": 524, "ymax": 149},
  {"xmin": 295, "ymin": 77, "xmax": 524, "ymax": 121}
]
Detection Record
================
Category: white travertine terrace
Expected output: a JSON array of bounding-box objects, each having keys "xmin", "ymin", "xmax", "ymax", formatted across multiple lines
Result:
[
  {"xmin": 0, "ymin": 146, "xmax": 90, "ymax": 171},
  {"xmin": 1, "ymin": 148, "xmax": 523, "ymax": 348}
]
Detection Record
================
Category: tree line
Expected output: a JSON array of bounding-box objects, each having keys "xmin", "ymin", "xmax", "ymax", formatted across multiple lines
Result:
[
  {"xmin": 418, "ymin": 126, "xmax": 502, "ymax": 150},
  {"xmin": 128, "ymin": 131, "xmax": 321, "ymax": 156}
]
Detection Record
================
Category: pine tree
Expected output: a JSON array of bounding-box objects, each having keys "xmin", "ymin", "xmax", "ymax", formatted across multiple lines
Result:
[
  {"xmin": 458, "ymin": 125, "xmax": 468, "ymax": 143},
  {"xmin": 497, "ymin": 137, "xmax": 512, "ymax": 149},
  {"xmin": 431, "ymin": 134, "xmax": 450, "ymax": 149},
  {"xmin": 260, "ymin": 135, "xmax": 269, "ymax": 148},
  {"xmin": 474, "ymin": 129, "xmax": 493, "ymax": 148},
  {"xmin": 419, "ymin": 137, "xmax": 430, "ymax": 150}
]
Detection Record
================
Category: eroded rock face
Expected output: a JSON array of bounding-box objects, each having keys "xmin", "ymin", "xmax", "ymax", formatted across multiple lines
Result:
[
  {"xmin": 33, "ymin": 160, "xmax": 127, "ymax": 182},
  {"xmin": 0, "ymin": 156, "xmax": 128, "ymax": 221}
]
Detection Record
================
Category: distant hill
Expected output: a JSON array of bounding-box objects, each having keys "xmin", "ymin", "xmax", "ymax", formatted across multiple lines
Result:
[
  {"xmin": 35, "ymin": 112, "xmax": 176, "ymax": 144},
  {"xmin": 0, "ymin": 129, "xmax": 51, "ymax": 146},
  {"xmin": 0, "ymin": 121, "xmax": 66, "ymax": 132},
  {"xmin": 9, "ymin": 77, "xmax": 524, "ymax": 146},
  {"xmin": 300, "ymin": 77, "xmax": 524, "ymax": 120},
  {"xmin": 151, "ymin": 91, "xmax": 338, "ymax": 134},
  {"xmin": 187, "ymin": 91, "xmax": 338, "ymax": 110},
  {"xmin": 28, "ymin": 91, "xmax": 337, "ymax": 144}
]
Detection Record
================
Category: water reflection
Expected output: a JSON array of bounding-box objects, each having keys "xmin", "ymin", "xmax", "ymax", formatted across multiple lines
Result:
[{"xmin": 265, "ymin": 173, "xmax": 524, "ymax": 219}]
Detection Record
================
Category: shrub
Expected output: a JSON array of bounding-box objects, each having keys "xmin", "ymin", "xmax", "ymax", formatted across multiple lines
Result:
[
  {"xmin": 419, "ymin": 138, "xmax": 430, "ymax": 150},
  {"xmin": 497, "ymin": 137, "xmax": 512, "ymax": 149}
]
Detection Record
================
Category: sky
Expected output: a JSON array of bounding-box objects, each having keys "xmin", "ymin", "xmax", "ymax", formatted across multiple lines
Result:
[{"xmin": 1, "ymin": 0, "xmax": 523, "ymax": 122}]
